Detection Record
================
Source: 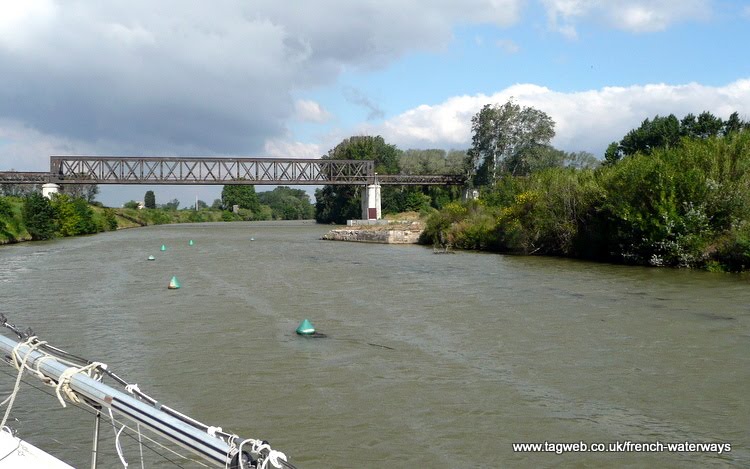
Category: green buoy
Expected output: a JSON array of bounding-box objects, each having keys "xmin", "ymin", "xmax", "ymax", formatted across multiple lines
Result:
[
  {"xmin": 168, "ymin": 276, "xmax": 181, "ymax": 289},
  {"xmin": 160, "ymin": 244, "xmax": 166, "ymax": 251},
  {"xmin": 296, "ymin": 319, "xmax": 315, "ymax": 335},
  {"xmin": 189, "ymin": 240, "xmax": 194, "ymax": 246},
  {"xmin": 147, "ymin": 255, "xmax": 155, "ymax": 261}
]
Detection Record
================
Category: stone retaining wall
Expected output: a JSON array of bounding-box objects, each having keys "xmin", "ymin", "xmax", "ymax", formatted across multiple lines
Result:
[{"xmin": 321, "ymin": 227, "xmax": 423, "ymax": 244}]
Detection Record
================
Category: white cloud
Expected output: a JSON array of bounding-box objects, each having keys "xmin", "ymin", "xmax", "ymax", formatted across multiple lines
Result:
[
  {"xmin": 495, "ymin": 39, "xmax": 520, "ymax": 54},
  {"xmin": 263, "ymin": 139, "xmax": 324, "ymax": 158},
  {"xmin": 0, "ymin": 0, "xmax": 527, "ymax": 158},
  {"xmin": 294, "ymin": 100, "xmax": 332, "ymax": 123},
  {"xmin": 371, "ymin": 79, "xmax": 750, "ymax": 156},
  {"xmin": 0, "ymin": 0, "xmax": 58, "ymax": 50},
  {"xmin": 541, "ymin": 0, "xmax": 712, "ymax": 36}
]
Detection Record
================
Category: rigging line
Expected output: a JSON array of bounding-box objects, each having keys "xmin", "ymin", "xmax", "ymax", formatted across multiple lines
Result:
[
  {"xmin": 0, "ymin": 368, "xmax": 197, "ymax": 469},
  {"xmin": 0, "ymin": 327, "xmax": 290, "ymax": 467},
  {"xmin": 2, "ymin": 341, "xmax": 241, "ymax": 462},
  {"xmin": 4, "ymin": 329, "xmax": 224, "ymax": 441},
  {"xmin": 108, "ymin": 408, "xmax": 129, "ymax": 468},
  {"xmin": 0, "ymin": 336, "xmax": 47, "ymax": 428}
]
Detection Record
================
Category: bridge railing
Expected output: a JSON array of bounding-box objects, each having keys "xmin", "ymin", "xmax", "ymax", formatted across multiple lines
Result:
[{"xmin": 0, "ymin": 172, "xmax": 52, "ymax": 183}]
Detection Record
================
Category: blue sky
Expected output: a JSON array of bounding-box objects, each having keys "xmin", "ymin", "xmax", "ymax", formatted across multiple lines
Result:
[{"xmin": 1, "ymin": 0, "xmax": 749, "ymax": 207}]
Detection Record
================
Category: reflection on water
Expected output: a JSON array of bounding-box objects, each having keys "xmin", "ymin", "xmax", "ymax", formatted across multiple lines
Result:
[{"xmin": 0, "ymin": 221, "xmax": 748, "ymax": 468}]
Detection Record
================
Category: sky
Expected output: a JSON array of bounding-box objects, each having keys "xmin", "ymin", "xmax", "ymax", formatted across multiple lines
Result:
[{"xmin": 1, "ymin": 0, "xmax": 750, "ymax": 207}]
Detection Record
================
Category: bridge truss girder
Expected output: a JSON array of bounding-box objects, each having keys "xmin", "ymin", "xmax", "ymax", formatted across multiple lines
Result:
[
  {"xmin": 50, "ymin": 156, "xmax": 376, "ymax": 185},
  {"xmin": 1, "ymin": 157, "xmax": 465, "ymax": 186}
]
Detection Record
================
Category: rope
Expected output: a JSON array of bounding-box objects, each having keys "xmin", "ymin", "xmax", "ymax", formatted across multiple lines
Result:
[
  {"xmin": 224, "ymin": 435, "xmax": 238, "ymax": 469},
  {"xmin": 109, "ymin": 408, "xmax": 129, "ymax": 468},
  {"xmin": 54, "ymin": 361, "xmax": 104, "ymax": 408},
  {"xmin": 136, "ymin": 423, "xmax": 145, "ymax": 469},
  {"xmin": 0, "ymin": 367, "xmax": 199, "ymax": 469},
  {"xmin": 115, "ymin": 422, "xmax": 129, "ymax": 467},
  {"xmin": 0, "ymin": 326, "xmax": 292, "ymax": 469},
  {"xmin": 0, "ymin": 336, "xmax": 47, "ymax": 427},
  {"xmin": 235, "ymin": 439, "xmax": 288, "ymax": 469}
]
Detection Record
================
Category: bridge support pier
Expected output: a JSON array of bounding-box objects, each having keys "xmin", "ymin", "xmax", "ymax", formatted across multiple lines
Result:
[
  {"xmin": 42, "ymin": 183, "xmax": 60, "ymax": 199},
  {"xmin": 361, "ymin": 183, "xmax": 381, "ymax": 220}
]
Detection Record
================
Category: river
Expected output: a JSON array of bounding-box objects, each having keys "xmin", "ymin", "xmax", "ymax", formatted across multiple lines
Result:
[{"xmin": 0, "ymin": 221, "xmax": 748, "ymax": 468}]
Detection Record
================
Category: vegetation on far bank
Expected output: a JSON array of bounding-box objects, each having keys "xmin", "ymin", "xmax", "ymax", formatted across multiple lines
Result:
[
  {"xmin": 419, "ymin": 107, "xmax": 750, "ymax": 272},
  {"xmin": 0, "ymin": 185, "xmax": 315, "ymax": 244},
  {"xmin": 313, "ymin": 105, "xmax": 750, "ymax": 272},
  {"xmin": 5, "ymin": 103, "xmax": 750, "ymax": 272}
]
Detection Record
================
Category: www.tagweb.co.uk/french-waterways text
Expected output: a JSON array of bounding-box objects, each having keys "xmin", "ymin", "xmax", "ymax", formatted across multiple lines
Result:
[{"xmin": 513, "ymin": 440, "xmax": 732, "ymax": 455}]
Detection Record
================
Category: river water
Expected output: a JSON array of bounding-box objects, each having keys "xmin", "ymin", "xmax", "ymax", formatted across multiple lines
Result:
[{"xmin": 0, "ymin": 221, "xmax": 748, "ymax": 468}]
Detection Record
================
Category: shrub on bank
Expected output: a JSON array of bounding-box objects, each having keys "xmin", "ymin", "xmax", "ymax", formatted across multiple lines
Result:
[
  {"xmin": 0, "ymin": 197, "xmax": 28, "ymax": 242},
  {"xmin": 423, "ymin": 131, "xmax": 750, "ymax": 271}
]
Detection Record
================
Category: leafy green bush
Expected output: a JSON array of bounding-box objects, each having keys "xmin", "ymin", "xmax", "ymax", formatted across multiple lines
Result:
[
  {"xmin": 50, "ymin": 194, "xmax": 97, "ymax": 236},
  {"xmin": 596, "ymin": 131, "xmax": 750, "ymax": 267},
  {"xmin": 494, "ymin": 169, "xmax": 603, "ymax": 255},
  {"xmin": 23, "ymin": 193, "xmax": 56, "ymax": 240},
  {"xmin": 710, "ymin": 222, "xmax": 750, "ymax": 272},
  {"xmin": 102, "ymin": 208, "xmax": 119, "ymax": 230}
]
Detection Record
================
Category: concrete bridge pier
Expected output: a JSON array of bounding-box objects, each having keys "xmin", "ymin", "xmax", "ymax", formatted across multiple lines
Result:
[
  {"xmin": 361, "ymin": 183, "xmax": 381, "ymax": 220},
  {"xmin": 42, "ymin": 183, "xmax": 60, "ymax": 199}
]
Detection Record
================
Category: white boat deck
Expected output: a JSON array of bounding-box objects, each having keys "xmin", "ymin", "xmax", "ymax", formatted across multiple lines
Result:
[{"xmin": 0, "ymin": 427, "xmax": 74, "ymax": 468}]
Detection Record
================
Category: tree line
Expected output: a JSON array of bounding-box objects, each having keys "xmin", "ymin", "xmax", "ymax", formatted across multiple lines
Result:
[
  {"xmin": 415, "ymin": 101, "xmax": 750, "ymax": 271},
  {"xmin": 314, "ymin": 137, "xmax": 466, "ymax": 224},
  {"xmin": 0, "ymin": 183, "xmax": 317, "ymax": 243}
]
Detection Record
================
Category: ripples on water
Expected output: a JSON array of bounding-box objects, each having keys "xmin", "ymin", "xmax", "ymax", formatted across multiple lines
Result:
[{"xmin": 0, "ymin": 222, "xmax": 748, "ymax": 468}]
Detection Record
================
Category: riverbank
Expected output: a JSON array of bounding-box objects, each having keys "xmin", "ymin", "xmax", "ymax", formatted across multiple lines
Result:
[
  {"xmin": 0, "ymin": 195, "xmax": 228, "ymax": 245},
  {"xmin": 321, "ymin": 222, "xmax": 424, "ymax": 244},
  {"xmin": 321, "ymin": 213, "xmax": 426, "ymax": 244}
]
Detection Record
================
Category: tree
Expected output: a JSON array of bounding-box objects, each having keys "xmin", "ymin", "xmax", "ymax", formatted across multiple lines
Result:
[
  {"xmin": 221, "ymin": 184, "xmax": 260, "ymax": 212},
  {"xmin": 258, "ymin": 186, "xmax": 314, "ymax": 220},
  {"xmin": 681, "ymin": 111, "xmax": 724, "ymax": 139},
  {"xmin": 467, "ymin": 100, "xmax": 555, "ymax": 184},
  {"xmin": 62, "ymin": 183, "xmax": 99, "ymax": 203},
  {"xmin": 619, "ymin": 114, "xmax": 681, "ymax": 157},
  {"xmin": 51, "ymin": 194, "xmax": 96, "ymax": 236},
  {"xmin": 162, "ymin": 198, "xmax": 180, "ymax": 210},
  {"xmin": 23, "ymin": 193, "xmax": 56, "ymax": 240},
  {"xmin": 1, "ymin": 183, "xmax": 39, "ymax": 197},
  {"xmin": 0, "ymin": 197, "xmax": 13, "ymax": 234},
  {"xmin": 564, "ymin": 151, "xmax": 600, "ymax": 169},
  {"xmin": 315, "ymin": 135, "xmax": 401, "ymax": 224},
  {"xmin": 123, "ymin": 200, "xmax": 140, "ymax": 209},
  {"xmin": 607, "ymin": 111, "xmax": 745, "ymax": 164},
  {"xmin": 144, "ymin": 190, "xmax": 156, "ymax": 209}
]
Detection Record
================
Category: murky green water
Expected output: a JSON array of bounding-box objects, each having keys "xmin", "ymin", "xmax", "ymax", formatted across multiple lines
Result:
[{"xmin": 1, "ymin": 221, "xmax": 748, "ymax": 468}]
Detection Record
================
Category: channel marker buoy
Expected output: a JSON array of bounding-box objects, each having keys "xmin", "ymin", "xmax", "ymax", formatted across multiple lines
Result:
[
  {"xmin": 160, "ymin": 244, "xmax": 167, "ymax": 251},
  {"xmin": 189, "ymin": 240, "xmax": 194, "ymax": 246},
  {"xmin": 168, "ymin": 276, "xmax": 181, "ymax": 289},
  {"xmin": 296, "ymin": 319, "xmax": 315, "ymax": 335},
  {"xmin": 147, "ymin": 255, "xmax": 156, "ymax": 261}
]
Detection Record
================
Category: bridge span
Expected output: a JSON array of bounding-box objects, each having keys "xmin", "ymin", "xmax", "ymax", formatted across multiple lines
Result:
[
  {"xmin": 1, "ymin": 156, "xmax": 466, "ymax": 220},
  {"xmin": 1, "ymin": 156, "xmax": 464, "ymax": 186}
]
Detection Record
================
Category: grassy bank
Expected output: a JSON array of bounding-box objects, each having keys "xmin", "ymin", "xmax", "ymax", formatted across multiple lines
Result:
[{"xmin": 0, "ymin": 195, "xmax": 231, "ymax": 245}]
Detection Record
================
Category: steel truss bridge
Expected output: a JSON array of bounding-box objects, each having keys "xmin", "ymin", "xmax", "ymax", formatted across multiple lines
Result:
[{"xmin": 0, "ymin": 156, "xmax": 465, "ymax": 186}]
